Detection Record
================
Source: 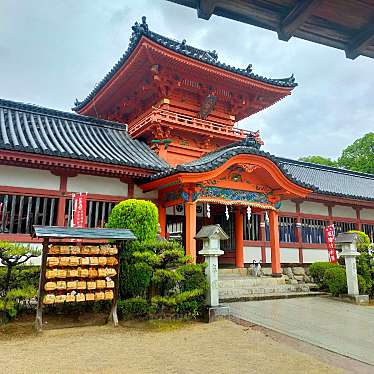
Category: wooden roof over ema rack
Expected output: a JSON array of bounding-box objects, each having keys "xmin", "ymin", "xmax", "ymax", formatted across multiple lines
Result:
[
  {"xmin": 33, "ymin": 226, "xmax": 136, "ymax": 240},
  {"xmin": 169, "ymin": 0, "xmax": 374, "ymax": 60}
]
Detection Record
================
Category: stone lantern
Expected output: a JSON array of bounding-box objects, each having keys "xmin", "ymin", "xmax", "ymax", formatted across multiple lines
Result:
[
  {"xmin": 335, "ymin": 232, "xmax": 369, "ymax": 305},
  {"xmin": 195, "ymin": 224, "xmax": 230, "ymax": 321}
]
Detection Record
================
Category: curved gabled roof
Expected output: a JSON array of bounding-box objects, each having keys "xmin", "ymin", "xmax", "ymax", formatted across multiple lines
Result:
[
  {"xmin": 73, "ymin": 17, "xmax": 297, "ymax": 112},
  {"xmin": 0, "ymin": 98, "xmax": 169, "ymax": 171},
  {"xmin": 148, "ymin": 136, "xmax": 374, "ymax": 202}
]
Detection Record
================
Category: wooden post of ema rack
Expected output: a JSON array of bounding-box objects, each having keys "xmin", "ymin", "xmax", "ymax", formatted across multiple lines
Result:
[
  {"xmin": 35, "ymin": 238, "xmax": 49, "ymax": 332},
  {"xmin": 108, "ymin": 241, "xmax": 120, "ymax": 326}
]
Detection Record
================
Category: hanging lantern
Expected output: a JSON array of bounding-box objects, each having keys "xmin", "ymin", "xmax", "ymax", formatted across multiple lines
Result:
[
  {"xmin": 247, "ymin": 206, "xmax": 252, "ymax": 222},
  {"xmin": 225, "ymin": 205, "xmax": 229, "ymax": 221},
  {"xmin": 207, "ymin": 203, "xmax": 211, "ymax": 218}
]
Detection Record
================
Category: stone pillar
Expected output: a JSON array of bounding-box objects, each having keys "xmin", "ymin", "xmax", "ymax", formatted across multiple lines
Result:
[
  {"xmin": 340, "ymin": 242, "xmax": 360, "ymax": 296},
  {"xmin": 185, "ymin": 202, "xmax": 196, "ymax": 262},
  {"xmin": 196, "ymin": 224, "xmax": 230, "ymax": 321},
  {"xmin": 158, "ymin": 205, "xmax": 166, "ymax": 238},
  {"xmin": 235, "ymin": 207, "xmax": 244, "ymax": 268},
  {"xmin": 335, "ymin": 232, "xmax": 369, "ymax": 304},
  {"xmin": 269, "ymin": 210, "xmax": 281, "ymax": 277}
]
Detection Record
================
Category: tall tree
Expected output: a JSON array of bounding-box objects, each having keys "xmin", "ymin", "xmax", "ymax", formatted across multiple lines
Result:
[
  {"xmin": 298, "ymin": 155, "xmax": 337, "ymax": 167},
  {"xmin": 338, "ymin": 133, "xmax": 374, "ymax": 174}
]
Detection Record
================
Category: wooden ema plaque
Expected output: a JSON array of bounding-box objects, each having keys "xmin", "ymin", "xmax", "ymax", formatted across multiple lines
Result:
[
  {"xmin": 35, "ymin": 241, "xmax": 120, "ymax": 331},
  {"xmin": 33, "ymin": 226, "xmax": 135, "ymax": 332}
]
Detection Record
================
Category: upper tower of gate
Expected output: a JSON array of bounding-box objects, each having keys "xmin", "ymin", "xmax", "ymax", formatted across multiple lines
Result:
[{"xmin": 74, "ymin": 17, "xmax": 297, "ymax": 165}]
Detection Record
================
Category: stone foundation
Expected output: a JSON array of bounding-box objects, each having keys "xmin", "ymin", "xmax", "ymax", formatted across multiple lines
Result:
[{"xmin": 258, "ymin": 265, "xmax": 313, "ymax": 284}]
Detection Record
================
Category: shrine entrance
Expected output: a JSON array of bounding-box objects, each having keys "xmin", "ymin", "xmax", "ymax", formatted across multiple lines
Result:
[{"xmin": 141, "ymin": 149, "xmax": 312, "ymax": 277}]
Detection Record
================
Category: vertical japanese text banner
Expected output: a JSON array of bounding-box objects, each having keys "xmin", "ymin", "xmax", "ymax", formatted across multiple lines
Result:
[
  {"xmin": 72, "ymin": 193, "xmax": 87, "ymax": 228},
  {"xmin": 324, "ymin": 224, "xmax": 337, "ymax": 263}
]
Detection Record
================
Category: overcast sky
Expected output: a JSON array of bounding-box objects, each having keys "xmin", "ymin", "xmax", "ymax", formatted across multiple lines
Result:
[{"xmin": 1, "ymin": 0, "xmax": 373, "ymax": 160}]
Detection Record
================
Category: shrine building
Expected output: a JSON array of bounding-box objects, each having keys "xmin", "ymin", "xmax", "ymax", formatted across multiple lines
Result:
[{"xmin": 1, "ymin": 18, "xmax": 373, "ymax": 275}]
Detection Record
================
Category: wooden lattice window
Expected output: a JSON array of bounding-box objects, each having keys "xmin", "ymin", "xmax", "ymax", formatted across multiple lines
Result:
[
  {"xmin": 243, "ymin": 213, "xmax": 260, "ymax": 241},
  {"xmin": 362, "ymin": 224, "xmax": 374, "ymax": 242},
  {"xmin": 279, "ymin": 216, "xmax": 297, "ymax": 243},
  {"xmin": 301, "ymin": 219, "xmax": 328, "ymax": 244},
  {"xmin": 0, "ymin": 194, "xmax": 57, "ymax": 234},
  {"xmin": 65, "ymin": 199, "xmax": 116, "ymax": 228},
  {"xmin": 334, "ymin": 221, "xmax": 356, "ymax": 234}
]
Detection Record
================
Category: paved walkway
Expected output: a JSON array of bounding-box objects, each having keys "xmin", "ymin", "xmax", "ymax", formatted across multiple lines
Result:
[{"xmin": 228, "ymin": 296, "xmax": 374, "ymax": 366}]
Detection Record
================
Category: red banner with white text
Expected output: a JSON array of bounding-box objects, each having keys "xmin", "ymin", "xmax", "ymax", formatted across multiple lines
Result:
[
  {"xmin": 324, "ymin": 225, "xmax": 337, "ymax": 263},
  {"xmin": 72, "ymin": 193, "xmax": 87, "ymax": 228}
]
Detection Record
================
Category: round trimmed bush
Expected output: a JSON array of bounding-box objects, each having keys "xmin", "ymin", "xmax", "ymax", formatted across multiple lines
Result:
[
  {"xmin": 347, "ymin": 230, "xmax": 371, "ymax": 252},
  {"xmin": 323, "ymin": 266, "xmax": 347, "ymax": 296},
  {"xmin": 309, "ymin": 262, "xmax": 338, "ymax": 287},
  {"xmin": 107, "ymin": 199, "xmax": 158, "ymax": 242}
]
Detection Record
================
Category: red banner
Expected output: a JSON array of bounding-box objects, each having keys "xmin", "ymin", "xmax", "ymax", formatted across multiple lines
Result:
[
  {"xmin": 72, "ymin": 193, "xmax": 87, "ymax": 228},
  {"xmin": 324, "ymin": 224, "xmax": 337, "ymax": 263}
]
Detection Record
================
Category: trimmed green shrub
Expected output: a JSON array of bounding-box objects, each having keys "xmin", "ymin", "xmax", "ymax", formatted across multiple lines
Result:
[
  {"xmin": 347, "ymin": 230, "xmax": 371, "ymax": 252},
  {"xmin": 0, "ymin": 266, "xmax": 39, "ymax": 292},
  {"xmin": 151, "ymin": 295, "xmax": 177, "ymax": 315},
  {"xmin": 356, "ymin": 252, "xmax": 373, "ymax": 295},
  {"xmin": 152, "ymin": 269, "xmax": 183, "ymax": 295},
  {"xmin": 358, "ymin": 275, "xmax": 368, "ymax": 295},
  {"xmin": 118, "ymin": 298, "xmax": 154, "ymax": 319},
  {"xmin": 309, "ymin": 262, "xmax": 338, "ymax": 287},
  {"xmin": 323, "ymin": 266, "xmax": 347, "ymax": 296},
  {"xmin": 107, "ymin": 203, "xmax": 207, "ymax": 320},
  {"xmin": 0, "ymin": 285, "xmax": 37, "ymax": 322},
  {"xmin": 177, "ymin": 264, "xmax": 208, "ymax": 293},
  {"xmin": 107, "ymin": 199, "xmax": 158, "ymax": 242}
]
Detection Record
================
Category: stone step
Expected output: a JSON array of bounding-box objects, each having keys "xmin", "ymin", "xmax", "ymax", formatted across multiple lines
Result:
[
  {"xmin": 220, "ymin": 291, "xmax": 327, "ymax": 303},
  {"xmin": 218, "ymin": 276, "xmax": 286, "ymax": 288},
  {"xmin": 219, "ymin": 283, "xmax": 313, "ymax": 298},
  {"xmin": 218, "ymin": 268, "xmax": 251, "ymax": 277}
]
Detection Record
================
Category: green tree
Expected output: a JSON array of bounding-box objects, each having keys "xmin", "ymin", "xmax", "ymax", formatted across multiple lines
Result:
[
  {"xmin": 338, "ymin": 133, "xmax": 374, "ymax": 174},
  {"xmin": 0, "ymin": 241, "xmax": 40, "ymax": 322},
  {"xmin": 298, "ymin": 155, "xmax": 337, "ymax": 167}
]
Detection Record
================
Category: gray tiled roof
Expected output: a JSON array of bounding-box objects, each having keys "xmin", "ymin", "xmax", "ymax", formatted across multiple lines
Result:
[
  {"xmin": 277, "ymin": 158, "xmax": 374, "ymax": 201},
  {"xmin": 149, "ymin": 140, "xmax": 374, "ymax": 202},
  {"xmin": 73, "ymin": 17, "xmax": 297, "ymax": 111},
  {"xmin": 0, "ymin": 98, "xmax": 168, "ymax": 171}
]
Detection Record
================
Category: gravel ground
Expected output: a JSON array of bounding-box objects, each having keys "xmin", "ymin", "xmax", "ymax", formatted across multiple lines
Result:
[{"xmin": 0, "ymin": 319, "xmax": 345, "ymax": 374}]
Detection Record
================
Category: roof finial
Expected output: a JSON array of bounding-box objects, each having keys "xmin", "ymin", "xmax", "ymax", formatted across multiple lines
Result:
[
  {"xmin": 240, "ymin": 130, "xmax": 263, "ymax": 149},
  {"xmin": 141, "ymin": 16, "xmax": 149, "ymax": 33},
  {"xmin": 246, "ymin": 64, "xmax": 252, "ymax": 72}
]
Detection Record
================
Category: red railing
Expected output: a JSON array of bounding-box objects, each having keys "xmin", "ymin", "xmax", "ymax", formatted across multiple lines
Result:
[{"xmin": 128, "ymin": 108, "xmax": 250, "ymax": 138}]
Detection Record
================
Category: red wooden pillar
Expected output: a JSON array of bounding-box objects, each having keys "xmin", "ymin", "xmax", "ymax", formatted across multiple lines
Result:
[
  {"xmin": 185, "ymin": 202, "xmax": 196, "ymax": 262},
  {"xmin": 235, "ymin": 207, "xmax": 244, "ymax": 268},
  {"xmin": 355, "ymin": 208, "xmax": 362, "ymax": 231},
  {"xmin": 158, "ymin": 205, "xmax": 166, "ymax": 238},
  {"xmin": 269, "ymin": 210, "xmax": 281, "ymax": 277}
]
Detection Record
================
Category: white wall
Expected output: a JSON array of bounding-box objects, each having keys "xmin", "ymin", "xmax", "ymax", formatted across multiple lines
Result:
[
  {"xmin": 280, "ymin": 248, "xmax": 299, "ymax": 263},
  {"xmin": 279, "ymin": 200, "xmax": 297, "ymax": 213},
  {"xmin": 300, "ymin": 201, "xmax": 328, "ymax": 216},
  {"xmin": 0, "ymin": 165, "xmax": 60, "ymax": 190},
  {"xmin": 133, "ymin": 185, "xmax": 157, "ymax": 199},
  {"xmin": 332, "ymin": 205, "xmax": 356, "ymax": 219},
  {"xmin": 265, "ymin": 247, "xmax": 271, "ymax": 263},
  {"xmin": 244, "ymin": 246, "xmax": 262, "ymax": 263},
  {"xmin": 67, "ymin": 175, "xmax": 128, "ymax": 196},
  {"xmin": 303, "ymin": 249, "xmax": 329, "ymax": 263},
  {"xmin": 360, "ymin": 208, "xmax": 374, "ymax": 221}
]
